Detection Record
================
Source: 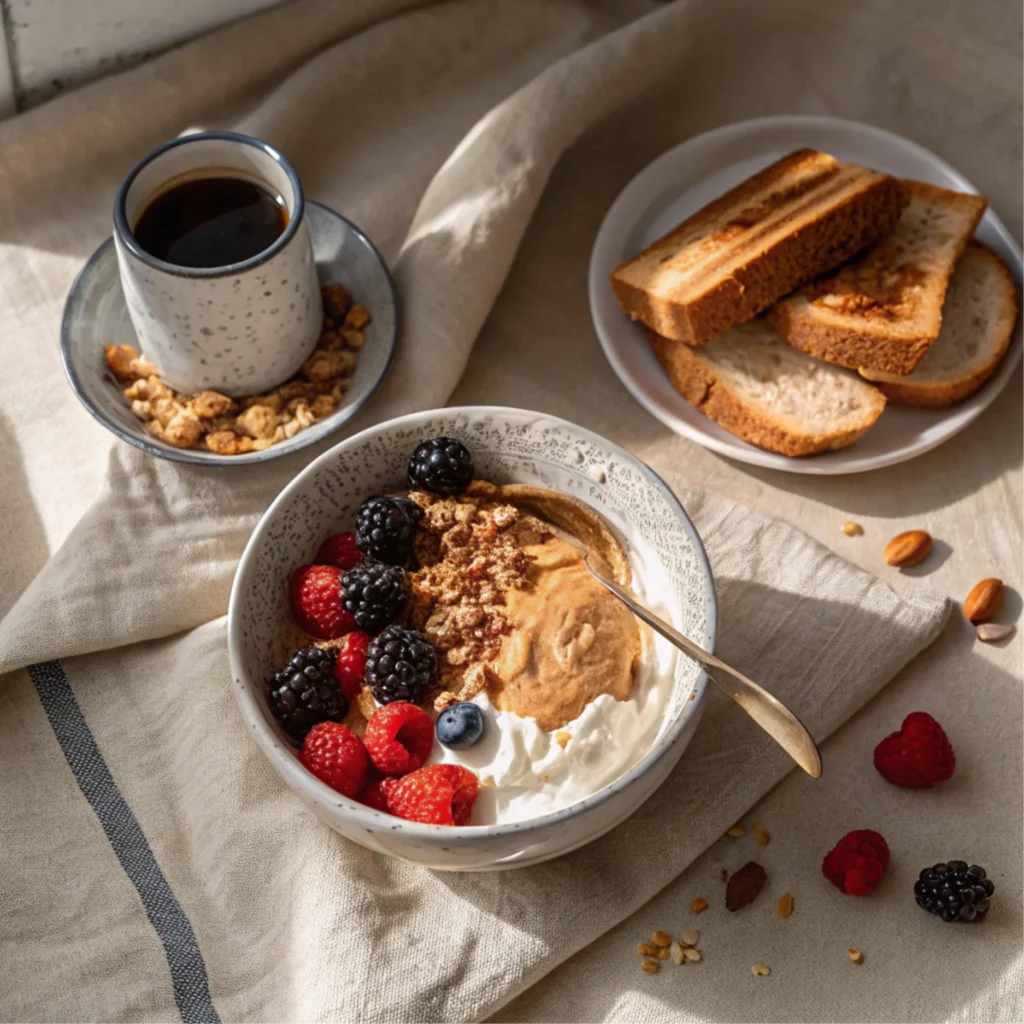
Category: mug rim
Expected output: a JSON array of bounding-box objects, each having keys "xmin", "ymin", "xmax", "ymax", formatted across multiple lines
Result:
[{"xmin": 113, "ymin": 130, "xmax": 306, "ymax": 280}]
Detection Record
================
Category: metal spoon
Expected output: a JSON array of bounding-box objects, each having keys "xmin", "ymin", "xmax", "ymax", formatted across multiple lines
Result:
[{"xmin": 583, "ymin": 555, "xmax": 823, "ymax": 779}]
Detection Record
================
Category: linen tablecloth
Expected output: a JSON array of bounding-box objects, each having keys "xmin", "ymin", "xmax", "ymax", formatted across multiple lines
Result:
[{"xmin": 0, "ymin": 1, "xmax": 1020, "ymax": 1021}]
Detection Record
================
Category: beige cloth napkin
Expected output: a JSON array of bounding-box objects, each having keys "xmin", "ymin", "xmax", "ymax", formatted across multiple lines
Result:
[{"xmin": 0, "ymin": 0, "xmax": 1017, "ymax": 1021}]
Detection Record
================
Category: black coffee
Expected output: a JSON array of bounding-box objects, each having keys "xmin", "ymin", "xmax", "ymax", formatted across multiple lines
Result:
[{"xmin": 132, "ymin": 175, "xmax": 288, "ymax": 268}]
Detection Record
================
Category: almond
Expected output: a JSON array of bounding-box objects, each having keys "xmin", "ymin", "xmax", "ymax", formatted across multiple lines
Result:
[
  {"xmin": 884, "ymin": 530, "xmax": 932, "ymax": 568},
  {"xmin": 963, "ymin": 578, "xmax": 1003, "ymax": 623},
  {"xmin": 977, "ymin": 623, "xmax": 1015, "ymax": 643}
]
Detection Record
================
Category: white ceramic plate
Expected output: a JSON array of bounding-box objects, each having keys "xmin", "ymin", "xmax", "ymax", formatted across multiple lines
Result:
[{"xmin": 589, "ymin": 115, "xmax": 1023, "ymax": 475}]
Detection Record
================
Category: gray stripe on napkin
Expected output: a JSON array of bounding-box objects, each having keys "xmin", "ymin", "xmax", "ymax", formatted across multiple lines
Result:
[{"xmin": 27, "ymin": 660, "xmax": 220, "ymax": 1024}]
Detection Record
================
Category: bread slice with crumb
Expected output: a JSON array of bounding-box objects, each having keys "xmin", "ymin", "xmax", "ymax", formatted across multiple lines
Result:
[
  {"xmin": 610, "ymin": 149, "xmax": 905, "ymax": 347},
  {"xmin": 859, "ymin": 243, "xmax": 1018, "ymax": 407},
  {"xmin": 649, "ymin": 321, "xmax": 886, "ymax": 457},
  {"xmin": 770, "ymin": 181, "xmax": 987, "ymax": 375}
]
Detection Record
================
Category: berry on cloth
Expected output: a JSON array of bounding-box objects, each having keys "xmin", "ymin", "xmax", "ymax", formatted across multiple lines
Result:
[
  {"xmin": 364, "ymin": 701, "xmax": 434, "ymax": 776},
  {"xmin": 288, "ymin": 564, "xmax": 356, "ymax": 639},
  {"xmin": 341, "ymin": 560, "xmax": 408, "ymax": 634},
  {"xmin": 355, "ymin": 496, "xmax": 423, "ymax": 565},
  {"xmin": 333, "ymin": 630, "xmax": 371, "ymax": 701},
  {"xmin": 315, "ymin": 531, "xmax": 363, "ymax": 571},
  {"xmin": 381, "ymin": 763, "xmax": 479, "ymax": 825},
  {"xmin": 267, "ymin": 646, "xmax": 347, "ymax": 742},
  {"xmin": 301, "ymin": 722, "xmax": 368, "ymax": 798},
  {"xmin": 408, "ymin": 437, "xmax": 474, "ymax": 495},
  {"xmin": 822, "ymin": 830, "xmax": 891, "ymax": 896},
  {"xmin": 436, "ymin": 702, "xmax": 485, "ymax": 749},
  {"xmin": 366, "ymin": 625, "xmax": 438, "ymax": 705},
  {"xmin": 873, "ymin": 711, "xmax": 956, "ymax": 787},
  {"xmin": 915, "ymin": 861, "xmax": 994, "ymax": 922}
]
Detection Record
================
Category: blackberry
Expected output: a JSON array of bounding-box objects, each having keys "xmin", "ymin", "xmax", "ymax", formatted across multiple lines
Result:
[
  {"xmin": 341, "ymin": 559, "xmax": 408, "ymax": 634},
  {"xmin": 355, "ymin": 496, "xmax": 422, "ymax": 565},
  {"xmin": 365, "ymin": 625, "xmax": 438, "ymax": 705},
  {"xmin": 267, "ymin": 646, "xmax": 347, "ymax": 743},
  {"xmin": 408, "ymin": 437, "xmax": 474, "ymax": 495},
  {"xmin": 914, "ymin": 861, "xmax": 994, "ymax": 922}
]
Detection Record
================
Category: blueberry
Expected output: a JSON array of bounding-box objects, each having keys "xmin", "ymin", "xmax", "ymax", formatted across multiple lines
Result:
[{"xmin": 436, "ymin": 702, "xmax": 485, "ymax": 749}]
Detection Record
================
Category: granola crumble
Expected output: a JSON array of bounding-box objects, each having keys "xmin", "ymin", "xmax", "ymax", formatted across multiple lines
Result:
[{"xmin": 104, "ymin": 284, "xmax": 370, "ymax": 454}]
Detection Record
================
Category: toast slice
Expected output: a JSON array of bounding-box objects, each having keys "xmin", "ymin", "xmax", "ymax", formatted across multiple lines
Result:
[
  {"xmin": 649, "ymin": 321, "xmax": 886, "ymax": 457},
  {"xmin": 770, "ymin": 181, "xmax": 987, "ymax": 374},
  {"xmin": 859, "ymin": 243, "xmax": 1019, "ymax": 407},
  {"xmin": 610, "ymin": 149, "xmax": 905, "ymax": 346}
]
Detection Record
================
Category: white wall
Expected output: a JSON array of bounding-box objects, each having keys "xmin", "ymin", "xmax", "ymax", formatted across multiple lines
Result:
[{"xmin": 0, "ymin": 0, "xmax": 282, "ymax": 115}]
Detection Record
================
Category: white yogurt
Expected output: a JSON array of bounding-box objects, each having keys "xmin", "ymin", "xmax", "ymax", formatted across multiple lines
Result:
[{"xmin": 429, "ymin": 536, "xmax": 682, "ymax": 825}]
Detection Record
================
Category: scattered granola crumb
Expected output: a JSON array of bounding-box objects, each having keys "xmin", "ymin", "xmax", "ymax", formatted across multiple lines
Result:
[
  {"xmin": 637, "ymin": 942, "xmax": 657, "ymax": 957},
  {"xmin": 107, "ymin": 284, "xmax": 368, "ymax": 455},
  {"xmin": 641, "ymin": 958, "xmax": 659, "ymax": 975},
  {"xmin": 752, "ymin": 823, "xmax": 771, "ymax": 847},
  {"xmin": 554, "ymin": 730, "xmax": 571, "ymax": 749},
  {"xmin": 682, "ymin": 947, "xmax": 701, "ymax": 963},
  {"xmin": 719, "ymin": 868, "xmax": 729, "ymax": 883},
  {"xmin": 655, "ymin": 947, "xmax": 670, "ymax": 961},
  {"xmin": 842, "ymin": 521, "xmax": 864, "ymax": 537},
  {"xmin": 681, "ymin": 929, "xmax": 700, "ymax": 947},
  {"xmin": 752, "ymin": 964, "xmax": 771, "ymax": 977},
  {"xmin": 777, "ymin": 893, "xmax": 794, "ymax": 918},
  {"xmin": 849, "ymin": 948, "xmax": 865, "ymax": 965},
  {"xmin": 726, "ymin": 825, "xmax": 745, "ymax": 837},
  {"xmin": 651, "ymin": 931, "xmax": 672, "ymax": 948},
  {"xmin": 670, "ymin": 941, "xmax": 685, "ymax": 965},
  {"xmin": 691, "ymin": 897, "xmax": 709, "ymax": 914}
]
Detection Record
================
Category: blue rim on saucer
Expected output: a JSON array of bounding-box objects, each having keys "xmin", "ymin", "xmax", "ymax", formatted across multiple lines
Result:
[{"xmin": 60, "ymin": 200, "xmax": 398, "ymax": 467}]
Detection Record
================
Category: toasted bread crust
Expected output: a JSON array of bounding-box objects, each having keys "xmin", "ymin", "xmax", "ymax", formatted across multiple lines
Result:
[
  {"xmin": 863, "ymin": 243, "xmax": 1020, "ymax": 407},
  {"xmin": 649, "ymin": 331, "xmax": 885, "ymax": 457},
  {"xmin": 767, "ymin": 304, "xmax": 936, "ymax": 375},
  {"xmin": 610, "ymin": 151, "xmax": 905, "ymax": 346}
]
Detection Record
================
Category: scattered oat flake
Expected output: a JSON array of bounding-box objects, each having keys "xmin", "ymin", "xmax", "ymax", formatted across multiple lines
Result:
[
  {"xmin": 849, "ymin": 948, "xmax": 865, "ymax": 965},
  {"xmin": 651, "ymin": 931, "xmax": 672, "ymax": 947},
  {"xmin": 683, "ymin": 947, "xmax": 701, "ymax": 962},
  {"xmin": 691, "ymin": 897, "xmax": 709, "ymax": 914},
  {"xmin": 752, "ymin": 964, "xmax": 771, "ymax": 977},
  {"xmin": 726, "ymin": 825, "xmax": 745, "ymax": 837},
  {"xmin": 777, "ymin": 893, "xmax": 794, "ymax": 918},
  {"xmin": 719, "ymin": 868, "xmax": 729, "ymax": 883},
  {"xmin": 641, "ymin": 958, "xmax": 659, "ymax": 974},
  {"xmin": 681, "ymin": 929, "xmax": 700, "ymax": 947},
  {"xmin": 842, "ymin": 521, "xmax": 864, "ymax": 537},
  {"xmin": 752, "ymin": 823, "xmax": 770, "ymax": 847},
  {"xmin": 670, "ymin": 941, "xmax": 685, "ymax": 965}
]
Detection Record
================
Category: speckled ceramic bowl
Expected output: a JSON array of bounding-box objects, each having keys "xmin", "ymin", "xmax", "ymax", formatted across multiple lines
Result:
[
  {"xmin": 61, "ymin": 201, "xmax": 397, "ymax": 466},
  {"xmin": 227, "ymin": 407, "xmax": 716, "ymax": 870}
]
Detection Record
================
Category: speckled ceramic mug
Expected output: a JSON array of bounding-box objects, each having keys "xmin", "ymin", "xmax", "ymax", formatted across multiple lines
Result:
[{"xmin": 113, "ymin": 131, "xmax": 321, "ymax": 396}]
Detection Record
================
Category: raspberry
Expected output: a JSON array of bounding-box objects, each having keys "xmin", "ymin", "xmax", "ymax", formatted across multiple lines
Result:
[
  {"xmin": 333, "ymin": 630, "xmax": 371, "ymax": 701},
  {"xmin": 301, "ymin": 722, "xmax": 368, "ymax": 798},
  {"xmin": 360, "ymin": 777, "xmax": 390, "ymax": 813},
  {"xmin": 822, "ymin": 830, "xmax": 891, "ymax": 896},
  {"xmin": 873, "ymin": 711, "xmax": 955, "ymax": 787},
  {"xmin": 355, "ymin": 496, "xmax": 422, "ymax": 565},
  {"xmin": 382, "ymin": 764, "xmax": 479, "ymax": 825},
  {"xmin": 315, "ymin": 531, "xmax": 363, "ymax": 571},
  {"xmin": 363, "ymin": 702, "xmax": 434, "ymax": 776},
  {"xmin": 288, "ymin": 564, "xmax": 356, "ymax": 639}
]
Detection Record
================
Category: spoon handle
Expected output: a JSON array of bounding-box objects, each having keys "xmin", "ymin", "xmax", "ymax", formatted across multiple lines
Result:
[{"xmin": 589, "ymin": 569, "xmax": 822, "ymax": 779}]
